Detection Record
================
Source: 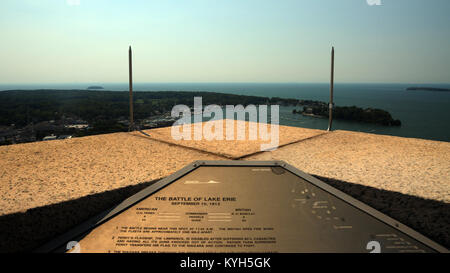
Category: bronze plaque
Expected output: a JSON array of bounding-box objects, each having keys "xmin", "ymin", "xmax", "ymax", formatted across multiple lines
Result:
[{"xmin": 63, "ymin": 163, "xmax": 442, "ymax": 253}]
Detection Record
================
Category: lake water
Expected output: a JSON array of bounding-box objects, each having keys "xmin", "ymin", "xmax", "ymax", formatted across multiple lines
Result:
[{"xmin": 1, "ymin": 83, "xmax": 449, "ymax": 142}]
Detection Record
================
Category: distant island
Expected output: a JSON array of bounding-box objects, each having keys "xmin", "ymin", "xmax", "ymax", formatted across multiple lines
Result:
[
  {"xmin": 406, "ymin": 87, "xmax": 450, "ymax": 92},
  {"xmin": 87, "ymin": 86, "xmax": 104, "ymax": 90},
  {"xmin": 0, "ymin": 90, "xmax": 401, "ymax": 145},
  {"xmin": 293, "ymin": 104, "xmax": 401, "ymax": 127}
]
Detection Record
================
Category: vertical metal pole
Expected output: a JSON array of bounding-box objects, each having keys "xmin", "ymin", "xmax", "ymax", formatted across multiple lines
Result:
[
  {"xmin": 327, "ymin": 46, "xmax": 334, "ymax": 131},
  {"xmin": 129, "ymin": 46, "xmax": 134, "ymax": 131}
]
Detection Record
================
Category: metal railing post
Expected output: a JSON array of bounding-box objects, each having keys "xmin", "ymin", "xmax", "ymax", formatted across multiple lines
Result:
[{"xmin": 327, "ymin": 46, "xmax": 334, "ymax": 131}]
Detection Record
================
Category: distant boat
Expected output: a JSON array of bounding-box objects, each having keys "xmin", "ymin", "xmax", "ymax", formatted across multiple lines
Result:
[{"xmin": 87, "ymin": 86, "xmax": 104, "ymax": 90}]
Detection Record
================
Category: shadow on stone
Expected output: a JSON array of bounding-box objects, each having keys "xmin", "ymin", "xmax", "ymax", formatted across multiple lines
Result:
[
  {"xmin": 0, "ymin": 180, "xmax": 159, "ymax": 253},
  {"xmin": 0, "ymin": 175, "xmax": 448, "ymax": 252}
]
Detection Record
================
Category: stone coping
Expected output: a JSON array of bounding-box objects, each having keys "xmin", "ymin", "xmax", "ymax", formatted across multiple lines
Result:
[{"xmin": 1, "ymin": 123, "xmax": 448, "ymax": 217}]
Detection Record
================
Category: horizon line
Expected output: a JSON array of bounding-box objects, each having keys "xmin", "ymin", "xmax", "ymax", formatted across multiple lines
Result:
[{"xmin": 1, "ymin": 81, "xmax": 450, "ymax": 85}]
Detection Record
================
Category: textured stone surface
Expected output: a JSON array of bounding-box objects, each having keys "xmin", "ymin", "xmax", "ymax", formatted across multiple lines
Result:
[
  {"xmin": 0, "ymin": 132, "xmax": 225, "ymax": 216},
  {"xmin": 0, "ymin": 122, "xmax": 449, "ymax": 252},
  {"xmin": 245, "ymin": 130, "xmax": 450, "ymax": 203},
  {"xmin": 143, "ymin": 119, "xmax": 326, "ymax": 159}
]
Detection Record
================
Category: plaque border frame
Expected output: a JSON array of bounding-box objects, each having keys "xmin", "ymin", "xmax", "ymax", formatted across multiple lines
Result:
[{"xmin": 36, "ymin": 160, "xmax": 449, "ymax": 253}]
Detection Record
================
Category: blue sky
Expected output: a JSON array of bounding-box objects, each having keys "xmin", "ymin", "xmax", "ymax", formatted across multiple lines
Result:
[{"xmin": 0, "ymin": 0, "xmax": 449, "ymax": 83}]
